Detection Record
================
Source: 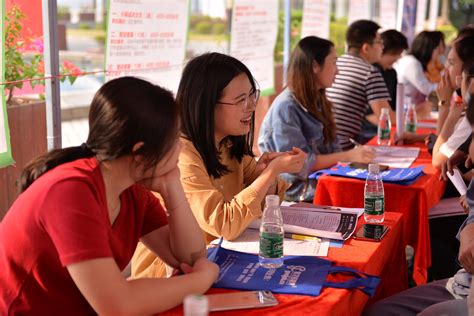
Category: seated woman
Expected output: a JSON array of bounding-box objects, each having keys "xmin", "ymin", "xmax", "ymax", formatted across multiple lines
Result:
[
  {"xmin": 0, "ymin": 77, "xmax": 219, "ymax": 315},
  {"xmin": 131, "ymin": 53, "xmax": 306, "ymax": 278},
  {"xmin": 394, "ymin": 31, "xmax": 445, "ymax": 118},
  {"xmin": 258, "ymin": 36, "xmax": 374, "ymax": 202},
  {"xmin": 433, "ymin": 35, "xmax": 474, "ymax": 169},
  {"xmin": 364, "ymin": 95, "xmax": 474, "ymax": 316}
]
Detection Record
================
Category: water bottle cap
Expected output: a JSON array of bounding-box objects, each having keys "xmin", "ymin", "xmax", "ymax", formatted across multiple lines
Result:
[
  {"xmin": 265, "ymin": 195, "xmax": 280, "ymax": 206},
  {"xmin": 381, "ymin": 107, "xmax": 389, "ymax": 114},
  {"xmin": 184, "ymin": 295, "xmax": 208, "ymax": 315},
  {"xmin": 368, "ymin": 163, "xmax": 380, "ymax": 173}
]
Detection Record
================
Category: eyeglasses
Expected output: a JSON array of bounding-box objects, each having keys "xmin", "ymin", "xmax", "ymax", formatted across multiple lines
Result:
[
  {"xmin": 371, "ymin": 39, "xmax": 384, "ymax": 46},
  {"xmin": 217, "ymin": 89, "xmax": 260, "ymax": 111}
]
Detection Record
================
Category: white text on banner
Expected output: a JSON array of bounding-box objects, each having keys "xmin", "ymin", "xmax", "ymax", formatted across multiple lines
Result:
[
  {"xmin": 105, "ymin": 0, "xmax": 189, "ymax": 93},
  {"xmin": 301, "ymin": 0, "xmax": 331, "ymax": 40},
  {"xmin": 230, "ymin": 1, "xmax": 278, "ymax": 96}
]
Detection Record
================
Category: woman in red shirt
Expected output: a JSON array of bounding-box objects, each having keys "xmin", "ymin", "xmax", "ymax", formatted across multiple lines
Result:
[{"xmin": 0, "ymin": 77, "xmax": 218, "ymax": 315}]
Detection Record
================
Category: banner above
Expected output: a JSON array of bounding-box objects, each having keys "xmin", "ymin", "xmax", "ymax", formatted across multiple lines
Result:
[
  {"xmin": 230, "ymin": 1, "xmax": 278, "ymax": 96},
  {"xmin": 105, "ymin": 0, "xmax": 189, "ymax": 93}
]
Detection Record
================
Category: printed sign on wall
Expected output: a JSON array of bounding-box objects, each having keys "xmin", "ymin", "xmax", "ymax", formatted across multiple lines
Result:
[
  {"xmin": 230, "ymin": 1, "xmax": 279, "ymax": 95},
  {"xmin": 301, "ymin": 0, "xmax": 331, "ymax": 40},
  {"xmin": 105, "ymin": 0, "xmax": 189, "ymax": 93}
]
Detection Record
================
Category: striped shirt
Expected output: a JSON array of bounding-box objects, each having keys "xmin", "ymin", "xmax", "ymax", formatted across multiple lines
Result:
[{"xmin": 327, "ymin": 54, "xmax": 390, "ymax": 150}]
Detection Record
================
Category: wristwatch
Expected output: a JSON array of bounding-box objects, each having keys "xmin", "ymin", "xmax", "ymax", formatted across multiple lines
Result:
[{"xmin": 438, "ymin": 100, "xmax": 448, "ymax": 107}]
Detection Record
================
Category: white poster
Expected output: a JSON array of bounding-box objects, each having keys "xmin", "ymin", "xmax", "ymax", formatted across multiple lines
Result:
[
  {"xmin": 230, "ymin": 0, "xmax": 279, "ymax": 95},
  {"xmin": 301, "ymin": 0, "xmax": 331, "ymax": 39},
  {"xmin": 415, "ymin": 0, "xmax": 428, "ymax": 33},
  {"xmin": 379, "ymin": 0, "xmax": 398, "ymax": 30},
  {"xmin": 428, "ymin": 0, "xmax": 439, "ymax": 30},
  {"xmin": 347, "ymin": 0, "xmax": 371, "ymax": 25},
  {"xmin": 105, "ymin": 0, "xmax": 189, "ymax": 93},
  {"xmin": 0, "ymin": 0, "xmax": 13, "ymax": 168}
]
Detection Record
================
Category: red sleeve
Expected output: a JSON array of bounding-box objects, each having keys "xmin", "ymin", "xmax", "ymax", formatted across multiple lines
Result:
[
  {"xmin": 40, "ymin": 180, "xmax": 113, "ymax": 267},
  {"xmin": 139, "ymin": 188, "xmax": 168, "ymax": 236}
]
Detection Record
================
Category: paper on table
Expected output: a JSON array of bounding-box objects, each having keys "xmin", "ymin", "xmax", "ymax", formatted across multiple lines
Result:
[
  {"xmin": 368, "ymin": 146, "xmax": 420, "ymax": 168},
  {"xmin": 212, "ymin": 229, "xmax": 329, "ymax": 257},
  {"xmin": 396, "ymin": 83, "xmax": 405, "ymax": 140},
  {"xmin": 446, "ymin": 169, "xmax": 467, "ymax": 195}
]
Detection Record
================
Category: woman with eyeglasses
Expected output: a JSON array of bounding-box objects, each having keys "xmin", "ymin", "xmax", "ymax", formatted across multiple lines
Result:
[
  {"xmin": 131, "ymin": 52, "xmax": 306, "ymax": 278},
  {"xmin": 258, "ymin": 36, "xmax": 374, "ymax": 202}
]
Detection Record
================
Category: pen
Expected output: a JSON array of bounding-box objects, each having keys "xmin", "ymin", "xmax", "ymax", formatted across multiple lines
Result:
[
  {"xmin": 284, "ymin": 232, "xmax": 321, "ymax": 241},
  {"xmin": 349, "ymin": 138, "xmax": 361, "ymax": 148}
]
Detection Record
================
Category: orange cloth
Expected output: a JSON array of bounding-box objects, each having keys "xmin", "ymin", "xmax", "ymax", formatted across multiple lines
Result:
[
  {"xmin": 159, "ymin": 213, "xmax": 406, "ymax": 316},
  {"xmin": 315, "ymin": 132, "xmax": 445, "ymax": 285},
  {"xmin": 425, "ymin": 59, "xmax": 444, "ymax": 83}
]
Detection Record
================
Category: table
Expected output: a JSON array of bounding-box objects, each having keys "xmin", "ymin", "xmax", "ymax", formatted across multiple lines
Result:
[
  {"xmin": 314, "ymin": 136, "xmax": 445, "ymax": 285},
  {"xmin": 160, "ymin": 212, "xmax": 406, "ymax": 316}
]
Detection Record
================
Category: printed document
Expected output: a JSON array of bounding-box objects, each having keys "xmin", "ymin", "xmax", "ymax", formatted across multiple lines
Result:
[{"xmin": 369, "ymin": 146, "xmax": 420, "ymax": 168}]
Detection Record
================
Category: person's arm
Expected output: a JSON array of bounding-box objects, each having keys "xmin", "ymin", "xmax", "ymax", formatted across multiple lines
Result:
[
  {"xmin": 310, "ymin": 146, "xmax": 375, "ymax": 171},
  {"xmin": 67, "ymin": 257, "xmax": 218, "ymax": 315},
  {"xmin": 366, "ymin": 100, "xmax": 396, "ymax": 126},
  {"xmin": 433, "ymin": 110, "xmax": 468, "ymax": 168},
  {"xmin": 179, "ymin": 144, "xmax": 305, "ymax": 241},
  {"xmin": 403, "ymin": 56, "xmax": 437, "ymax": 96},
  {"xmin": 436, "ymin": 72, "xmax": 454, "ymax": 134}
]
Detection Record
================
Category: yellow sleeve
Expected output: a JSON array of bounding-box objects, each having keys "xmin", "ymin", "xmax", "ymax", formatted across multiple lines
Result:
[
  {"xmin": 180, "ymin": 145, "xmax": 262, "ymax": 241},
  {"xmin": 242, "ymin": 155, "xmax": 289, "ymax": 203}
]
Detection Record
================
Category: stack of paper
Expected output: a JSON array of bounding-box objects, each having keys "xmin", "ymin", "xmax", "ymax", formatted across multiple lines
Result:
[{"xmin": 369, "ymin": 146, "xmax": 420, "ymax": 168}]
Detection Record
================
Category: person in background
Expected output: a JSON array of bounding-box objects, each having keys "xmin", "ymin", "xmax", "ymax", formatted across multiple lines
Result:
[
  {"xmin": 360, "ymin": 29, "xmax": 409, "ymax": 143},
  {"xmin": 326, "ymin": 20, "xmax": 394, "ymax": 150},
  {"xmin": 258, "ymin": 36, "xmax": 374, "ymax": 202},
  {"xmin": 131, "ymin": 53, "xmax": 306, "ymax": 278},
  {"xmin": 394, "ymin": 31, "xmax": 445, "ymax": 118},
  {"xmin": 364, "ymin": 95, "xmax": 474, "ymax": 316},
  {"xmin": 433, "ymin": 35, "xmax": 474, "ymax": 170},
  {"xmin": 0, "ymin": 77, "xmax": 219, "ymax": 315}
]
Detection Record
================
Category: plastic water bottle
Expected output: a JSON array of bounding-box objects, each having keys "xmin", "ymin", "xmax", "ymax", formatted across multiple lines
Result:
[
  {"xmin": 405, "ymin": 102, "xmax": 417, "ymax": 133},
  {"xmin": 184, "ymin": 294, "xmax": 208, "ymax": 316},
  {"xmin": 364, "ymin": 164, "xmax": 385, "ymax": 223},
  {"xmin": 259, "ymin": 195, "xmax": 284, "ymax": 268},
  {"xmin": 377, "ymin": 107, "xmax": 391, "ymax": 146}
]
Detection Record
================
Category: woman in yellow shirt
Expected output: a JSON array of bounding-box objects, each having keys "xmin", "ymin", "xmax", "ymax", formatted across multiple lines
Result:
[{"xmin": 132, "ymin": 53, "xmax": 306, "ymax": 278}]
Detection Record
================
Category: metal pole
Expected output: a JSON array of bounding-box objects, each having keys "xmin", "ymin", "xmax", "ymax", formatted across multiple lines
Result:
[
  {"xmin": 42, "ymin": 0, "xmax": 62, "ymax": 150},
  {"xmin": 282, "ymin": 0, "xmax": 291, "ymax": 87}
]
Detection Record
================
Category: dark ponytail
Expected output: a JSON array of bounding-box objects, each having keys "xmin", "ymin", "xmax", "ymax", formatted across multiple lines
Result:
[
  {"xmin": 19, "ymin": 77, "xmax": 179, "ymax": 192},
  {"xmin": 20, "ymin": 144, "xmax": 95, "ymax": 192}
]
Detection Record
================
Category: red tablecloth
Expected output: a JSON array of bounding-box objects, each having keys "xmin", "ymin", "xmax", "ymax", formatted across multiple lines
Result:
[
  {"xmin": 314, "ymin": 135, "xmax": 445, "ymax": 285},
  {"xmin": 160, "ymin": 213, "xmax": 406, "ymax": 316}
]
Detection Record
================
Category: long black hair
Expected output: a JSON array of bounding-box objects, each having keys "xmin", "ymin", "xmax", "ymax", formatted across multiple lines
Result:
[
  {"xmin": 288, "ymin": 36, "xmax": 336, "ymax": 144},
  {"xmin": 20, "ymin": 77, "xmax": 179, "ymax": 191},
  {"xmin": 409, "ymin": 31, "xmax": 445, "ymax": 71},
  {"xmin": 176, "ymin": 52, "xmax": 256, "ymax": 178}
]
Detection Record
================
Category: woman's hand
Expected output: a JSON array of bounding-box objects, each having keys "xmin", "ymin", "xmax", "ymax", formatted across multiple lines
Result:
[
  {"xmin": 140, "ymin": 166, "xmax": 181, "ymax": 197},
  {"xmin": 440, "ymin": 150, "xmax": 469, "ymax": 180},
  {"xmin": 436, "ymin": 70, "xmax": 453, "ymax": 104},
  {"xmin": 268, "ymin": 147, "xmax": 307, "ymax": 174},
  {"xmin": 179, "ymin": 258, "xmax": 219, "ymax": 284},
  {"xmin": 348, "ymin": 145, "xmax": 374, "ymax": 163},
  {"xmin": 255, "ymin": 151, "xmax": 287, "ymax": 174},
  {"xmin": 460, "ymin": 195, "xmax": 469, "ymax": 213}
]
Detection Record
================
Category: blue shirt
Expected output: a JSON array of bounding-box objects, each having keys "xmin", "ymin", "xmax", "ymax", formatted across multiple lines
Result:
[{"xmin": 258, "ymin": 88, "xmax": 340, "ymax": 202}]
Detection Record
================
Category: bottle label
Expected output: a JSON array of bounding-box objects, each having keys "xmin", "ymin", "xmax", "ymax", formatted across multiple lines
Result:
[
  {"xmin": 364, "ymin": 196, "xmax": 385, "ymax": 215},
  {"xmin": 378, "ymin": 128, "xmax": 390, "ymax": 140},
  {"xmin": 259, "ymin": 232, "xmax": 283, "ymax": 258},
  {"xmin": 405, "ymin": 123, "xmax": 417, "ymax": 133}
]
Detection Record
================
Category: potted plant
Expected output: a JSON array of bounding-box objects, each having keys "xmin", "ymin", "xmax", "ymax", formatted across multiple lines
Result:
[{"xmin": 1, "ymin": 5, "xmax": 80, "ymax": 218}]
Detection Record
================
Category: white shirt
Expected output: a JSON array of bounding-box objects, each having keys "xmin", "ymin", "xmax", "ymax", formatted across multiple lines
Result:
[
  {"xmin": 439, "ymin": 117, "xmax": 471, "ymax": 158},
  {"xmin": 394, "ymin": 55, "xmax": 437, "ymax": 104}
]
